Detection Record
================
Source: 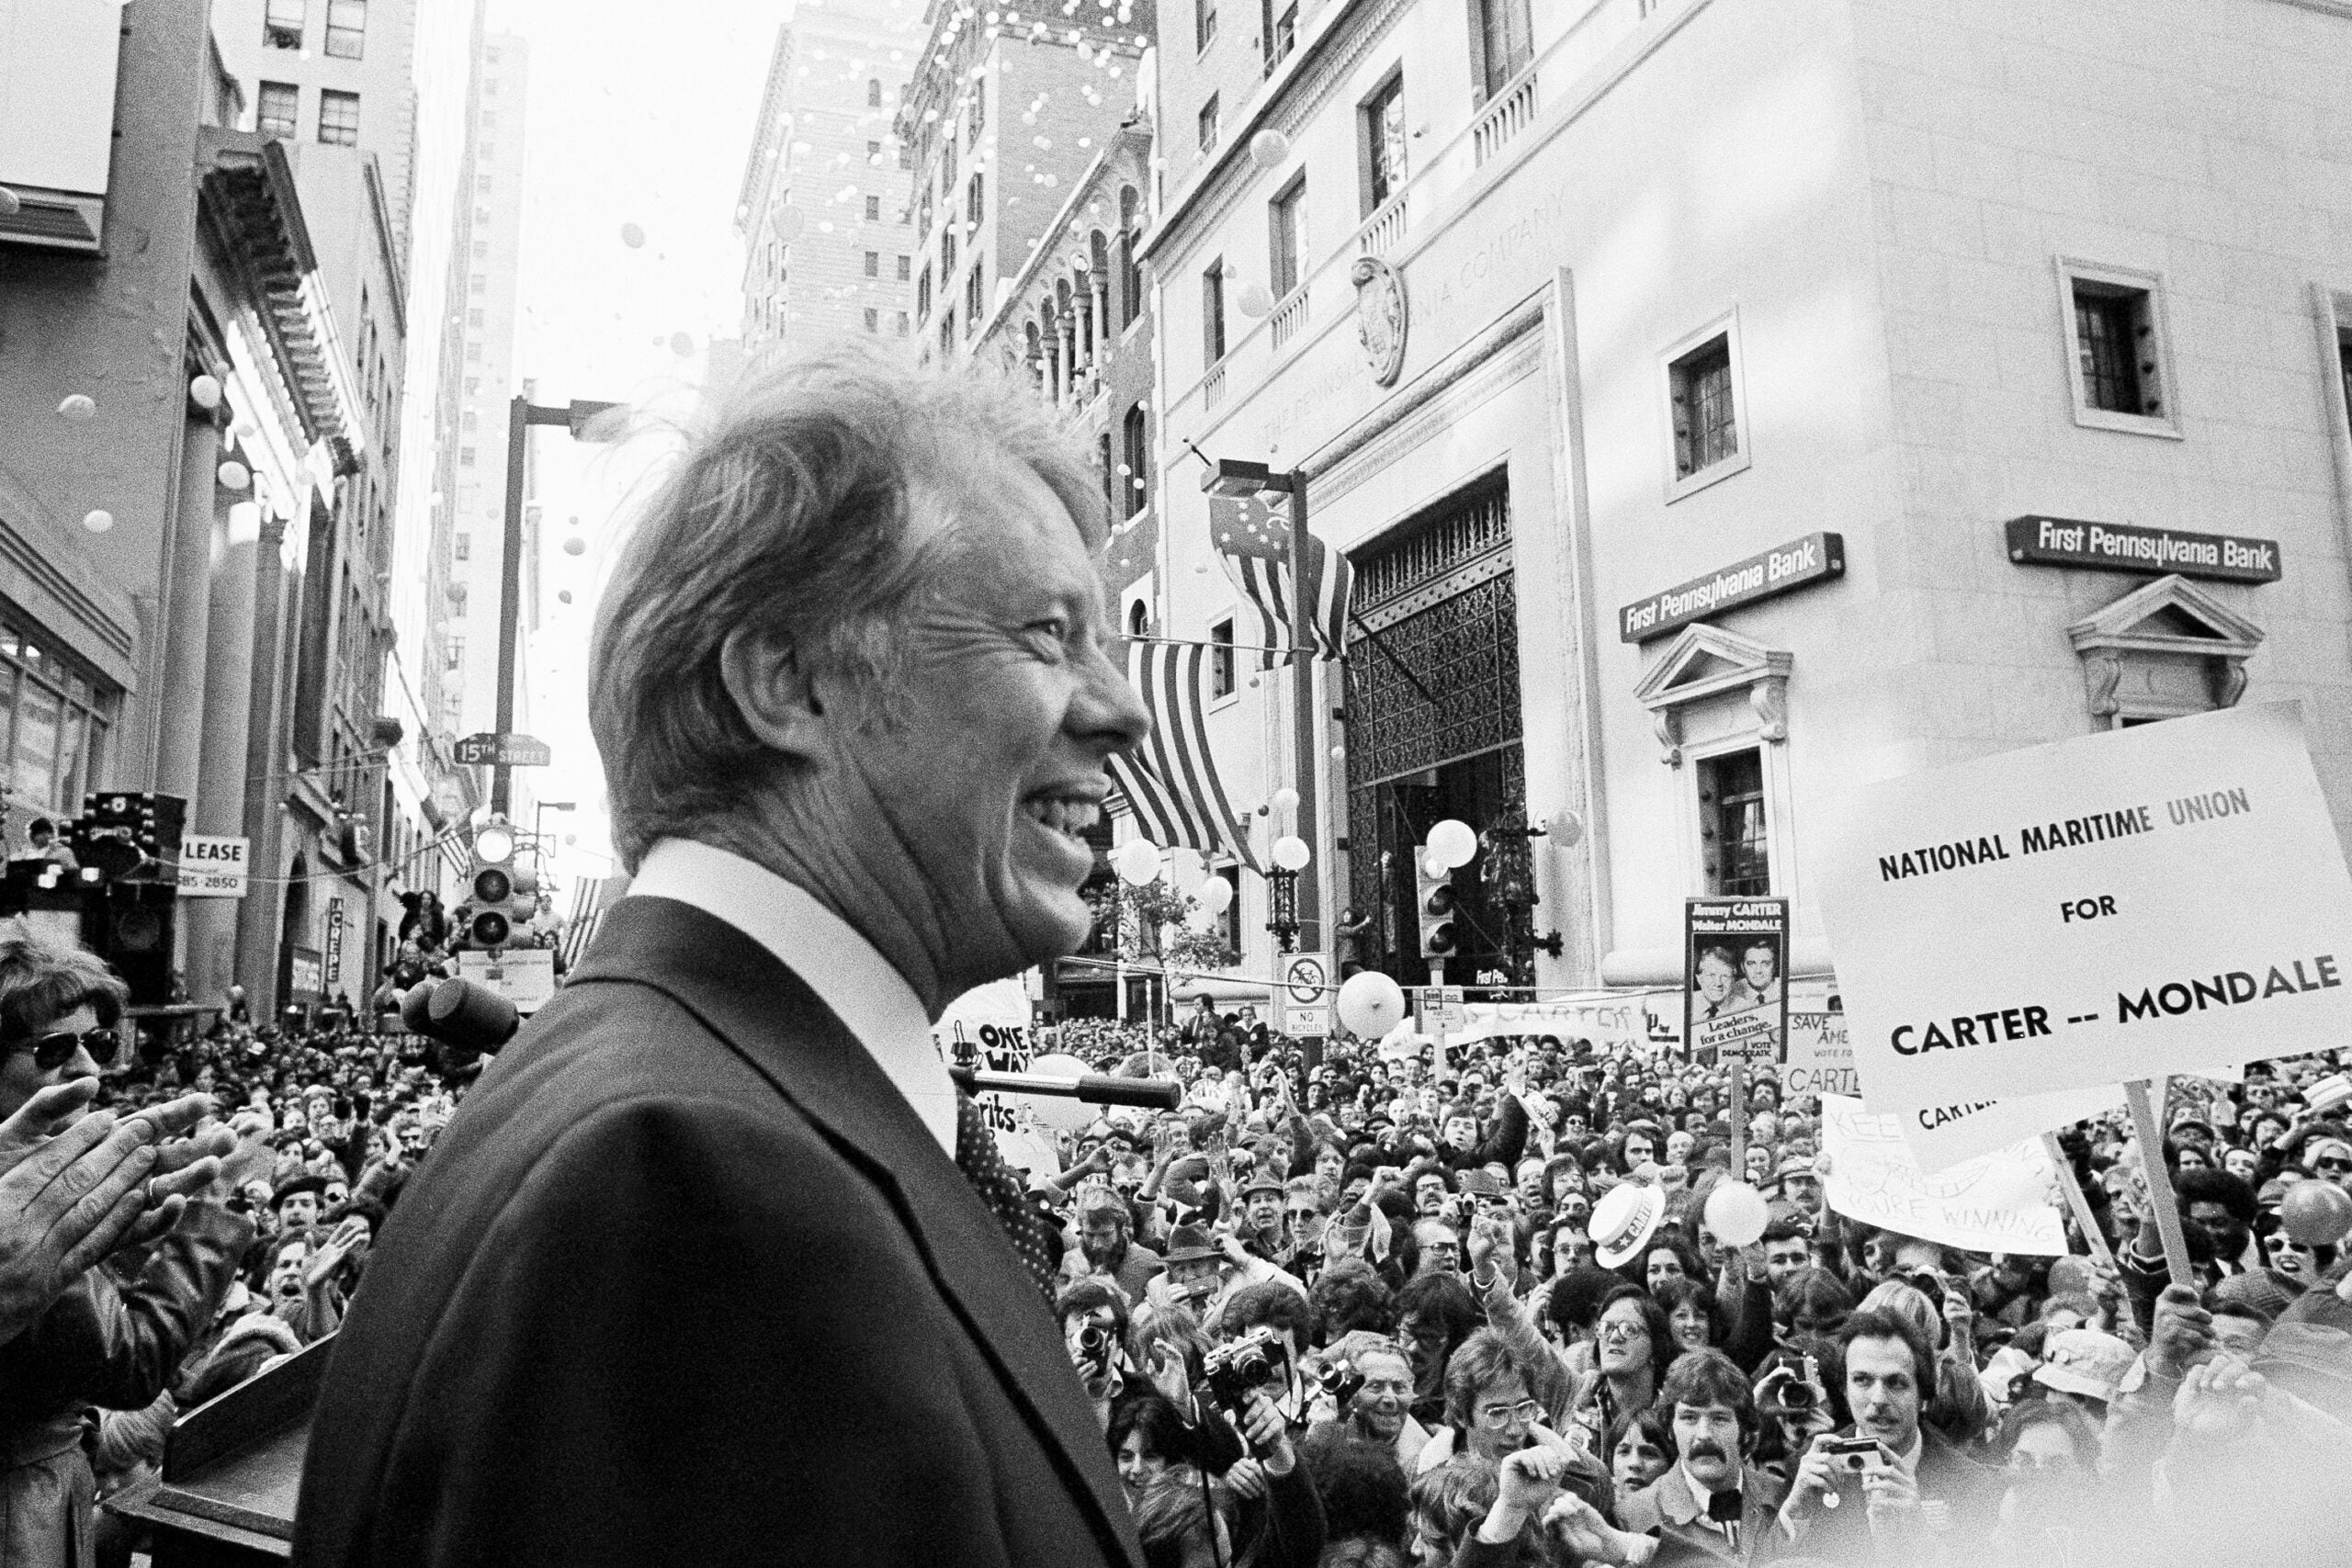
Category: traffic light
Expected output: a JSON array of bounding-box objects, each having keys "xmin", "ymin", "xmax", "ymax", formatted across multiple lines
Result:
[
  {"xmin": 1415, "ymin": 850, "xmax": 1458, "ymax": 958},
  {"xmin": 460, "ymin": 818, "xmax": 533, "ymax": 949}
]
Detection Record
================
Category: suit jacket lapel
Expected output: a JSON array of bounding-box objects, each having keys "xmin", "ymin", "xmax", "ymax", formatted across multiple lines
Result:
[{"xmin": 570, "ymin": 897, "xmax": 1138, "ymax": 1562}]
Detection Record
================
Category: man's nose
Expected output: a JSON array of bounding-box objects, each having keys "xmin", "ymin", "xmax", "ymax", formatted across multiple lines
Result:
[{"xmin": 1076, "ymin": 637, "xmax": 1150, "ymax": 754}]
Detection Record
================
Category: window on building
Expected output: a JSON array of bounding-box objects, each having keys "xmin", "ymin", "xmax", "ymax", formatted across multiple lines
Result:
[
  {"xmin": 459, "ymin": 411, "xmax": 478, "ymax": 432},
  {"xmin": 1099, "ymin": 433, "xmax": 1117, "ymax": 516},
  {"xmin": 868, "ymin": 77, "xmax": 883, "ymax": 107},
  {"xmin": 2057, "ymin": 261, "xmax": 2177, "ymax": 435},
  {"xmin": 459, "ymin": 446, "xmax": 476, "ymax": 466},
  {"xmin": 319, "ymin": 89, "xmax": 360, "ymax": 146},
  {"xmin": 865, "ymin": 250, "xmax": 880, "ymax": 277},
  {"xmin": 943, "ymin": 135, "xmax": 957, "ymax": 186},
  {"xmin": 2339, "ymin": 331, "xmax": 2352, "ymax": 441},
  {"xmin": 1363, "ymin": 72, "xmax": 1407, "ymax": 212},
  {"xmin": 1668, "ymin": 331, "xmax": 1739, "ymax": 482},
  {"xmin": 1698, "ymin": 749, "xmax": 1770, "ymax": 896},
  {"xmin": 864, "ymin": 195, "xmax": 881, "ymax": 220},
  {"xmin": 897, "ymin": 254, "xmax": 911, "ymax": 281},
  {"xmin": 1475, "ymin": 0, "xmax": 1534, "ymax": 98},
  {"xmin": 263, "ymin": 0, "xmax": 305, "ymax": 50},
  {"xmin": 0, "ymin": 618, "xmax": 117, "ymax": 823},
  {"xmin": 467, "ymin": 309, "xmax": 484, "ymax": 328},
  {"xmin": 455, "ymin": 534, "xmax": 470, "ymax": 560},
  {"xmin": 1119, "ymin": 186, "xmax": 1145, "ymax": 322},
  {"xmin": 896, "ymin": 310, "xmax": 910, "ymax": 335},
  {"xmin": 447, "ymin": 637, "xmax": 464, "ymax": 671},
  {"xmin": 1127, "ymin": 601, "xmax": 1149, "ymax": 637},
  {"xmin": 967, "ymin": 173, "xmax": 984, "ymax": 227},
  {"xmin": 1262, "ymin": 0, "xmax": 1298, "ymax": 73},
  {"xmin": 469, "ymin": 274, "xmax": 486, "ymax": 293},
  {"xmin": 1210, "ymin": 618, "xmax": 1236, "ymax": 698},
  {"xmin": 899, "ymin": 144, "xmax": 913, "ymax": 171},
  {"xmin": 324, "ymin": 0, "xmax": 366, "ymax": 59},
  {"xmin": 970, "ymin": 78, "xmax": 987, "ymax": 141},
  {"xmin": 1122, "ymin": 402, "xmax": 1151, "ymax": 518},
  {"xmin": 865, "ymin": 307, "xmax": 880, "ymax": 333},
  {"xmin": 2075, "ymin": 288, "xmax": 2143, "ymax": 413},
  {"xmin": 942, "ymin": 221, "xmax": 957, "ymax": 274},
  {"xmin": 471, "ymin": 240, "xmax": 488, "ymax": 258},
  {"xmin": 1196, "ymin": 0, "xmax": 1217, "ymax": 51},
  {"xmin": 868, "ymin": 140, "xmax": 883, "ymax": 164},
  {"xmin": 1198, "ymin": 94, "xmax": 1220, "ymax": 152},
  {"xmin": 917, "ymin": 265, "xmax": 932, "ymax": 319},
  {"xmin": 939, "ymin": 309, "xmax": 956, "ymax": 356},
  {"xmin": 919, "ymin": 185, "xmax": 933, "ymax": 237},
  {"xmin": 1269, "ymin": 177, "xmax": 1306, "ymax": 299},
  {"xmin": 1203, "ymin": 260, "xmax": 1227, "ymax": 366},
  {"xmin": 257, "ymin": 82, "xmax": 300, "ymax": 140},
  {"xmin": 466, "ymin": 343, "xmax": 481, "ymax": 361},
  {"xmin": 1213, "ymin": 865, "xmax": 1242, "ymax": 951},
  {"xmin": 966, "ymin": 265, "xmax": 984, "ymax": 328}
]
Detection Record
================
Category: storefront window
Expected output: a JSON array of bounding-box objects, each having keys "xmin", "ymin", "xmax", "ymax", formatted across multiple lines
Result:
[{"xmin": 0, "ymin": 618, "xmax": 114, "ymax": 831}]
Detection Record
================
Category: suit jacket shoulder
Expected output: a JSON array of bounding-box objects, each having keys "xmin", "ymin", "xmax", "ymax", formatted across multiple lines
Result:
[{"xmin": 295, "ymin": 897, "xmax": 1139, "ymax": 1568}]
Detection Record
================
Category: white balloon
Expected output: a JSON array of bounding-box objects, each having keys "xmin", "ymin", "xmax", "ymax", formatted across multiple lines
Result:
[
  {"xmin": 1024, "ymin": 1053, "xmax": 1095, "ymax": 1131},
  {"xmin": 773, "ymin": 206, "xmax": 806, "ymax": 241},
  {"xmin": 1249, "ymin": 129, "xmax": 1292, "ymax": 169},
  {"xmin": 1703, "ymin": 1180, "xmax": 1771, "ymax": 1248},
  {"xmin": 1168, "ymin": 846, "xmax": 1206, "ymax": 894},
  {"xmin": 81, "ymin": 508, "xmax": 114, "ymax": 534},
  {"xmin": 217, "ymin": 460, "xmax": 252, "ymax": 491},
  {"xmin": 1269, "ymin": 786, "xmax": 1299, "ymax": 815},
  {"xmin": 561, "ymin": 536, "xmax": 586, "ymax": 557},
  {"xmin": 619, "ymin": 221, "xmax": 647, "ymax": 248},
  {"xmin": 1427, "ymin": 818, "xmax": 1478, "ymax": 870},
  {"xmin": 1236, "ymin": 281, "xmax": 1274, "ymax": 318},
  {"xmin": 1114, "ymin": 838, "xmax": 1161, "ymax": 885},
  {"xmin": 56, "ymin": 394, "xmax": 96, "ymax": 422},
  {"xmin": 1543, "ymin": 809, "xmax": 1584, "ymax": 846},
  {"xmin": 1271, "ymin": 835, "xmax": 1310, "ymax": 872},
  {"xmin": 1337, "ymin": 971, "xmax": 1406, "ymax": 1039},
  {"xmin": 1197, "ymin": 877, "xmax": 1233, "ymax": 915},
  {"xmin": 188, "ymin": 374, "xmax": 223, "ymax": 411}
]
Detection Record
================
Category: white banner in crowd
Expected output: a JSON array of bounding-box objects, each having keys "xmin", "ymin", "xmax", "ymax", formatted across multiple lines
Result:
[
  {"xmin": 1811, "ymin": 705, "xmax": 2352, "ymax": 1112},
  {"xmin": 1782, "ymin": 981, "xmax": 1855, "ymax": 1100},
  {"xmin": 931, "ymin": 979, "xmax": 1057, "ymax": 1170},
  {"xmin": 1818, "ymin": 1095, "xmax": 2068, "ymax": 1256}
]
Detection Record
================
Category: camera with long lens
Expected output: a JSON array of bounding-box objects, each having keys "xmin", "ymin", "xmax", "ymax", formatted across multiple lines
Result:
[
  {"xmin": 1077, "ymin": 1320, "xmax": 1115, "ymax": 1375},
  {"xmin": 1202, "ymin": 1326, "xmax": 1288, "ymax": 1425}
]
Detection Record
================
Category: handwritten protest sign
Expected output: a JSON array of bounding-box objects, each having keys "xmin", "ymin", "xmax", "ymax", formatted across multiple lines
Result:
[
  {"xmin": 1809, "ymin": 705, "xmax": 2352, "ymax": 1112},
  {"xmin": 1819, "ymin": 1095, "xmax": 2067, "ymax": 1255},
  {"xmin": 932, "ymin": 978, "xmax": 1035, "ymax": 1143},
  {"xmin": 1782, "ymin": 981, "xmax": 1855, "ymax": 1100}
]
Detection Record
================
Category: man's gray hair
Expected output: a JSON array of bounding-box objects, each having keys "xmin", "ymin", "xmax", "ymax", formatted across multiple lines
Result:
[{"xmin": 590, "ymin": 344, "xmax": 1108, "ymax": 869}]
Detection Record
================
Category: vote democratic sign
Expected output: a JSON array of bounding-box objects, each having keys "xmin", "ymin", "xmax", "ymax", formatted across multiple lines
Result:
[
  {"xmin": 1810, "ymin": 704, "xmax": 2352, "ymax": 1113},
  {"xmin": 1685, "ymin": 897, "xmax": 1788, "ymax": 1066},
  {"xmin": 1619, "ymin": 533, "xmax": 1844, "ymax": 643}
]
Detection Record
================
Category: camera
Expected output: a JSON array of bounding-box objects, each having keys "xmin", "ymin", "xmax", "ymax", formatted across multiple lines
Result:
[
  {"xmin": 1826, "ymin": 1436, "xmax": 1881, "ymax": 1472},
  {"xmin": 1077, "ymin": 1321, "xmax": 1114, "ymax": 1367},
  {"xmin": 1202, "ymin": 1326, "xmax": 1288, "ymax": 1422},
  {"xmin": 1308, "ymin": 1355, "xmax": 1364, "ymax": 1414}
]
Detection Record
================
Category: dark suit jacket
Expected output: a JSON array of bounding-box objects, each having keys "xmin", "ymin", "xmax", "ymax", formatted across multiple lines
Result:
[
  {"xmin": 1614, "ymin": 1462, "xmax": 1787, "ymax": 1568},
  {"xmin": 294, "ymin": 897, "xmax": 1142, "ymax": 1568}
]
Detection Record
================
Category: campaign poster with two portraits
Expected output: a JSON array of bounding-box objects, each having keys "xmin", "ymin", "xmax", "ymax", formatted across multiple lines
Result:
[{"xmin": 1684, "ymin": 897, "xmax": 1789, "ymax": 1068}]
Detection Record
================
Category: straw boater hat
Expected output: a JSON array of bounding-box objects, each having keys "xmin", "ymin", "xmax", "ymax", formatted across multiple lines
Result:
[{"xmin": 1589, "ymin": 1182, "xmax": 1666, "ymax": 1269}]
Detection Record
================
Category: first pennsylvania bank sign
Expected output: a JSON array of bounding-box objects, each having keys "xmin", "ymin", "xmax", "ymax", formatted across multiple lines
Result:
[
  {"xmin": 1620, "ymin": 533, "xmax": 1845, "ymax": 643},
  {"xmin": 2003, "ymin": 516, "xmax": 2282, "ymax": 584}
]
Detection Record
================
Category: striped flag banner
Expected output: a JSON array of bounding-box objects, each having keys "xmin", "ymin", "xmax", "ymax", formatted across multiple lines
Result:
[
  {"xmin": 1209, "ymin": 492, "xmax": 1352, "ymax": 666},
  {"xmin": 1105, "ymin": 639, "xmax": 1262, "ymax": 873}
]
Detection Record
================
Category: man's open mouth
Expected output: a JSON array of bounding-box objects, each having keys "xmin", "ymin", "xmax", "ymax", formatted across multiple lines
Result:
[{"xmin": 1023, "ymin": 792, "xmax": 1102, "ymax": 845}]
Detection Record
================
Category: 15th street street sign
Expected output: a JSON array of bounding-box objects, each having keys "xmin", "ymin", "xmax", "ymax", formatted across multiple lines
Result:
[{"xmin": 453, "ymin": 732, "xmax": 552, "ymax": 768}]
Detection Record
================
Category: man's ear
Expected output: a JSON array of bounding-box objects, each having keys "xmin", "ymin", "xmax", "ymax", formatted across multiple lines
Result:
[{"xmin": 719, "ymin": 624, "xmax": 829, "ymax": 763}]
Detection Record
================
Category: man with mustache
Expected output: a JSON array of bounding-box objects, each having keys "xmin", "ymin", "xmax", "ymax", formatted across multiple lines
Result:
[
  {"xmin": 1073, "ymin": 1185, "xmax": 1162, "ymax": 1302},
  {"xmin": 1544, "ymin": 1349, "xmax": 1786, "ymax": 1566}
]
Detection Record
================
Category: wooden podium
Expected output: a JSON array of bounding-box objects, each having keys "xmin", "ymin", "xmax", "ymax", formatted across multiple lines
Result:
[{"xmin": 106, "ymin": 1336, "xmax": 333, "ymax": 1564}]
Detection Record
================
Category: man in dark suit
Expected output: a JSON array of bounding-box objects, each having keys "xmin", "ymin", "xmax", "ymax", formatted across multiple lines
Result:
[
  {"xmin": 295, "ymin": 345, "xmax": 1152, "ymax": 1566},
  {"xmin": 1772, "ymin": 1308, "xmax": 1998, "ymax": 1560},
  {"xmin": 1542, "ymin": 1349, "xmax": 1786, "ymax": 1567}
]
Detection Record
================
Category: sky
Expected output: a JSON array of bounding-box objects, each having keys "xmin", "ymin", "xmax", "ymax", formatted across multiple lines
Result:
[{"xmin": 480, "ymin": 0, "xmax": 792, "ymax": 892}]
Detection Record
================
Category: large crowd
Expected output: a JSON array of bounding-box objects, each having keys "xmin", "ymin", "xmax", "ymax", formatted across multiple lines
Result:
[{"xmin": 6, "ymin": 920, "xmax": 2352, "ymax": 1565}]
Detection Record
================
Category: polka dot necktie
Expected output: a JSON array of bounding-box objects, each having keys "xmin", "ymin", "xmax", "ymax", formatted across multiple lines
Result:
[{"xmin": 955, "ymin": 1092, "xmax": 1058, "ymax": 1300}]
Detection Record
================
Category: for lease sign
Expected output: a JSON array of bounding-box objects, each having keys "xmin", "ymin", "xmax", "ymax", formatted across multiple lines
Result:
[
  {"xmin": 178, "ymin": 835, "xmax": 248, "ymax": 897},
  {"xmin": 1808, "ymin": 705, "xmax": 2352, "ymax": 1112}
]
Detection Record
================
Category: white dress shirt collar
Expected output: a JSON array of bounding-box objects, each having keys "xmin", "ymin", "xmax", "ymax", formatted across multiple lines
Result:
[{"xmin": 627, "ymin": 838, "xmax": 959, "ymax": 1157}]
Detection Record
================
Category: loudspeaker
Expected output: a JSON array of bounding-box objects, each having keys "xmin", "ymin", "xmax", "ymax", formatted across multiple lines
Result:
[{"xmin": 93, "ymin": 881, "xmax": 175, "ymax": 1008}]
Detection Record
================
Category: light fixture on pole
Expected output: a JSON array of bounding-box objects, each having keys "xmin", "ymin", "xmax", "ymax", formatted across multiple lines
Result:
[{"xmin": 1266, "ymin": 835, "xmax": 1310, "ymax": 953}]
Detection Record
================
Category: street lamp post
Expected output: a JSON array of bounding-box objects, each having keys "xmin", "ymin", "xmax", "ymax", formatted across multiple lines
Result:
[
  {"xmin": 532, "ymin": 800, "xmax": 576, "ymax": 854},
  {"xmin": 496, "ymin": 395, "xmax": 619, "ymax": 817},
  {"xmin": 1201, "ymin": 457, "xmax": 1320, "ymax": 954}
]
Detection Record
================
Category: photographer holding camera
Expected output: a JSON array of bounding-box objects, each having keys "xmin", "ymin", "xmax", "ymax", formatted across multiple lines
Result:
[{"xmin": 1773, "ymin": 1308, "xmax": 1996, "ymax": 1557}]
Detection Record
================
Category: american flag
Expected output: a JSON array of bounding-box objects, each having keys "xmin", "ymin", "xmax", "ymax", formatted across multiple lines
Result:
[
  {"xmin": 1105, "ymin": 639, "xmax": 1261, "ymax": 873},
  {"xmin": 1210, "ymin": 492, "xmax": 1352, "ymax": 669}
]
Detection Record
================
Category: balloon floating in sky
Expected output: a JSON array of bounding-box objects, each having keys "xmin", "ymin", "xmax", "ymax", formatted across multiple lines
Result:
[
  {"xmin": 1704, "ymin": 1180, "xmax": 1770, "ymax": 1247},
  {"xmin": 561, "ymin": 536, "xmax": 586, "ymax": 557},
  {"xmin": 1336, "ymin": 971, "xmax": 1406, "ymax": 1039},
  {"xmin": 56, "ymin": 394, "xmax": 96, "ymax": 422},
  {"xmin": 1113, "ymin": 838, "xmax": 1161, "ymax": 886},
  {"xmin": 557, "ymin": 589, "xmax": 573, "ymax": 605},
  {"xmin": 669, "ymin": 333, "xmax": 695, "ymax": 356},
  {"xmin": 620, "ymin": 221, "xmax": 646, "ymax": 248},
  {"xmin": 2282, "ymin": 1179, "xmax": 2352, "ymax": 1246},
  {"xmin": 81, "ymin": 509, "xmax": 114, "ymax": 534},
  {"xmin": 217, "ymin": 460, "xmax": 252, "ymax": 491}
]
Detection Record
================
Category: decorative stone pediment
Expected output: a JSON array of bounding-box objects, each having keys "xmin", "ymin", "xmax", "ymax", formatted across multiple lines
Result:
[
  {"xmin": 1632, "ymin": 625, "xmax": 1793, "ymax": 766},
  {"xmin": 2066, "ymin": 574, "xmax": 2264, "ymax": 718}
]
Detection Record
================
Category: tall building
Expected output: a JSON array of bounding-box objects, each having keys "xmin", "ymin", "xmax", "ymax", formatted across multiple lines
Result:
[
  {"xmin": 737, "ymin": 0, "xmax": 928, "ymax": 363},
  {"xmin": 899, "ymin": 0, "xmax": 1158, "ymax": 365},
  {"xmin": 1136, "ymin": 0, "xmax": 2352, "ymax": 1031},
  {"xmin": 209, "ymin": 0, "xmax": 424, "ymax": 1008}
]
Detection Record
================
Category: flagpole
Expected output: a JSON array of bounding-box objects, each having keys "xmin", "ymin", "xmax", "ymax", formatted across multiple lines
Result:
[{"xmin": 1284, "ymin": 468, "xmax": 1321, "ymax": 956}]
